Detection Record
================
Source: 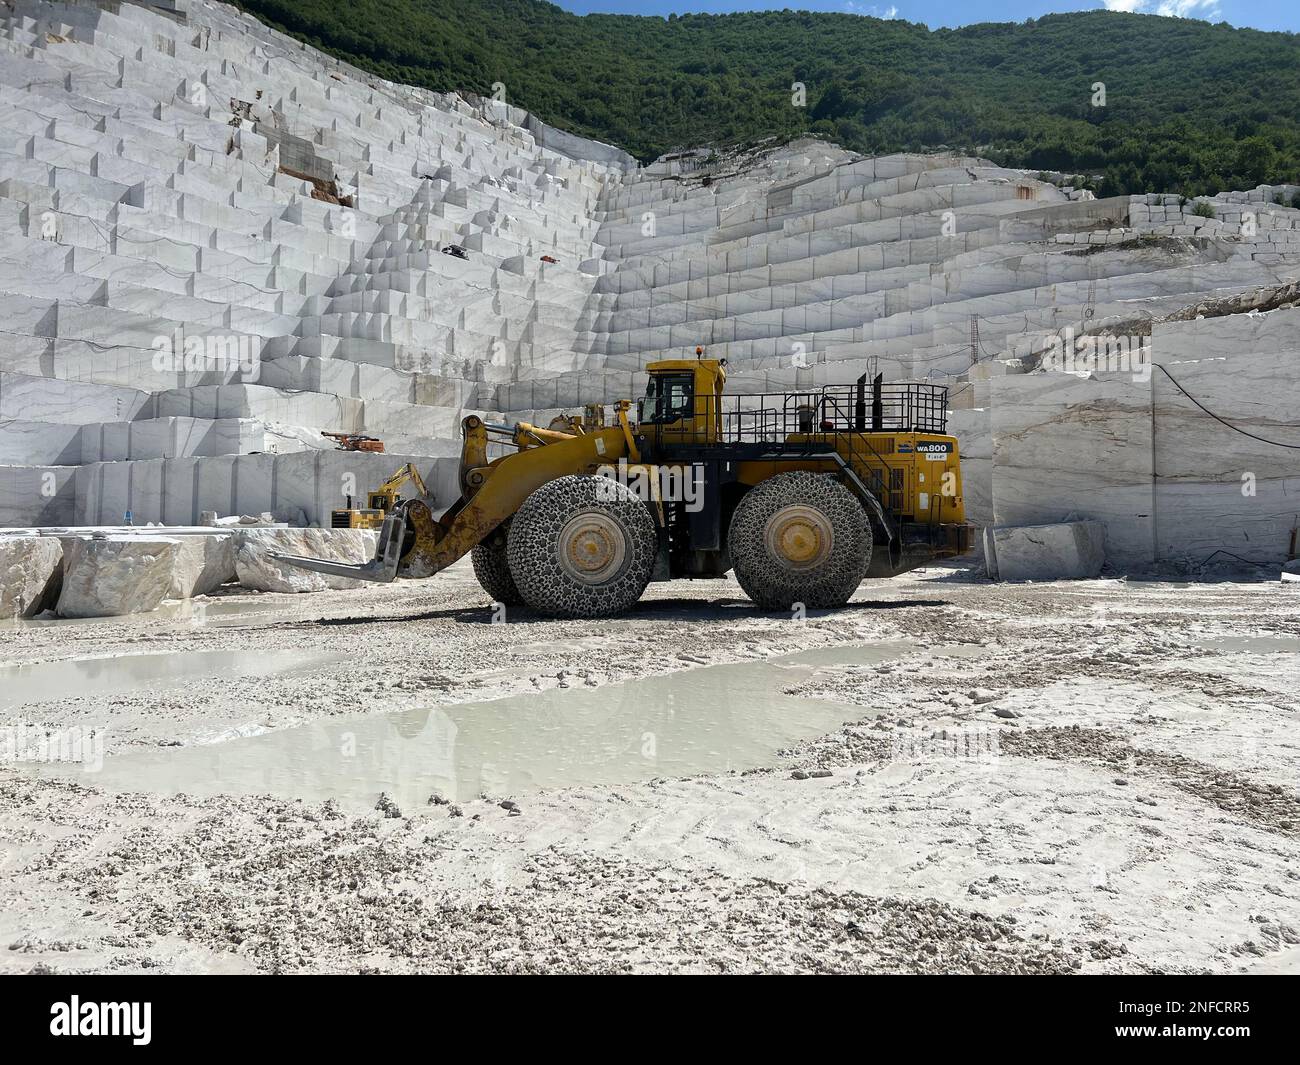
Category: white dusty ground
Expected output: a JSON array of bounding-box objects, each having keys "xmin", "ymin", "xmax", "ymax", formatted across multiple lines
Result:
[{"xmin": 1, "ymin": 560, "xmax": 1298, "ymax": 974}]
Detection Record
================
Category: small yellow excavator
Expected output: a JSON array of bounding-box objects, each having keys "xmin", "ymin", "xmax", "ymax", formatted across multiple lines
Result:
[
  {"xmin": 329, "ymin": 462, "xmax": 429, "ymax": 531},
  {"xmin": 278, "ymin": 353, "xmax": 973, "ymax": 617}
]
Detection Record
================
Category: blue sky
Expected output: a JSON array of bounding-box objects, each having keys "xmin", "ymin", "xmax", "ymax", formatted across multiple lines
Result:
[{"xmin": 554, "ymin": 1, "xmax": 1299, "ymax": 34}]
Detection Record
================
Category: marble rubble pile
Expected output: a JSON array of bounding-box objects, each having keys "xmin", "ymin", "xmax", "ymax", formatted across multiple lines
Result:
[{"xmin": 0, "ymin": 0, "xmax": 1296, "ymax": 609}]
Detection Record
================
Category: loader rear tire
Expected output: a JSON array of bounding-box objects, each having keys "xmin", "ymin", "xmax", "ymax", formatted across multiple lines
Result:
[
  {"xmin": 507, "ymin": 474, "xmax": 656, "ymax": 618},
  {"xmin": 471, "ymin": 522, "xmax": 522, "ymax": 606},
  {"xmin": 728, "ymin": 471, "xmax": 871, "ymax": 610}
]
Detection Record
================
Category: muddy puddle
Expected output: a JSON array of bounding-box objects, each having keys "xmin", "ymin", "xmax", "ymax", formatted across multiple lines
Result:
[
  {"xmin": 19, "ymin": 642, "xmax": 983, "ymax": 808},
  {"xmin": 1193, "ymin": 635, "xmax": 1300, "ymax": 654},
  {"xmin": 7, "ymin": 596, "xmax": 323, "ymax": 630},
  {"xmin": 0, "ymin": 650, "xmax": 345, "ymax": 710}
]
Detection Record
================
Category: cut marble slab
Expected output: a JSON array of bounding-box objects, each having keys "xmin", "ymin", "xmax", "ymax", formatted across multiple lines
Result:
[
  {"xmin": 0, "ymin": 372, "xmax": 152, "ymax": 425},
  {"xmin": 0, "ymin": 465, "xmax": 76, "ymax": 527},
  {"xmin": 1150, "ymin": 349, "xmax": 1300, "ymax": 567},
  {"xmin": 946, "ymin": 406, "xmax": 991, "ymax": 528},
  {"xmin": 0, "ymin": 420, "xmax": 83, "ymax": 465},
  {"xmin": 1151, "ymin": 306, "xmax": 1300, "ymax": 363},
  {"xmin": 69, "ymin": 451, "xmax": 451, "ymax": 528}
]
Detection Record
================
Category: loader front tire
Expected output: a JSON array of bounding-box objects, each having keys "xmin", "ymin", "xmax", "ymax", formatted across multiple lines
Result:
[
  {"xmin": 728, "ymin": 472, "xmax": 871, "ymax": 610},
  {"xmin": 508, "ymin": 475, "xmax": 656, "ymax": 618},
  {"xmin": 471, "ymin": 522, "xmax": 522, "ymax": 606}
]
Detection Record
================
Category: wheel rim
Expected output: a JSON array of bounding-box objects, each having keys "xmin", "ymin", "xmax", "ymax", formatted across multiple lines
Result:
[
  {"xmin": 763, "ymin": 504, "xmax": 834, "ymax": 571},
  {"xmin": 558, "ymin": 511, "xmax": 628, "ymax": 585}
]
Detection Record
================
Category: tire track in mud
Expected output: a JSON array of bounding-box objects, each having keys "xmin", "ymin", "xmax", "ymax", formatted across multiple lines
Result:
[
  {"xmin": 55, "ymin": 798, "xmax": 1083, "ymax": 974},
  {"xmin": 0, "ymin": 772, "xmax": 1095, "ymax": 975},
  {"xmin": 1000, "ymin": 727, "xmax": 1300, "ymax": 838}
]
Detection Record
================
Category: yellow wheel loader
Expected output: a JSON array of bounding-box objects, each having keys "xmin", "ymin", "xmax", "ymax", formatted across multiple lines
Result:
[{"xmin": 274, "ymin": 355, "xmax": 974, "ymax": 617}]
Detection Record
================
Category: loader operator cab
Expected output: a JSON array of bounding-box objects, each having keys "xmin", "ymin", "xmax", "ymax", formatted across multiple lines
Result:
[
  {"xmin": 639, "ymin": 372, "xmax": 693, "ymax": 424},
  {"xmin": 638, "ymin": 349, "xmax": 726, "ymax": 448}
]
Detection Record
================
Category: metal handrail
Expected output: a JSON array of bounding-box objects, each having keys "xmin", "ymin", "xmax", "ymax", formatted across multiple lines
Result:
[
  {"xmin": 641, "ymin": 383, "xmax": 949, "ymax": 519},
  {"xmin": 714, "ymin": 384, "xmax": 948, "ymax": 441}
]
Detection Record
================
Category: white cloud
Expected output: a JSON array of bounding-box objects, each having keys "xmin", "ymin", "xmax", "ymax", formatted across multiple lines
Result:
[
  {"xmin": 1154, "ymin": 0, "xmax": 1222, "ymax": 16},
  {"xmin": 1101, "ymin": 0, "xmax": 1223, "ymax": 18},
  {"xmin": 842, "ymin": 2, "xmax": 900, "ymax": 17}
]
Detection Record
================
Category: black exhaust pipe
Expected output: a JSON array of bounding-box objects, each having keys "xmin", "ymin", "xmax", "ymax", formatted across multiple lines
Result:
[
  {"xmin": 854, "ymin": 373, "xmax": 867, "ymax": 431},
  {"xmin": 871, "ymin": 372, "xmax": 884, "ymax": 431}
]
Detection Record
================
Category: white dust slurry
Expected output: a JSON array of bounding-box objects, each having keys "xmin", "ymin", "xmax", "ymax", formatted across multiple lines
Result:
[{"xmin": 0, "ymin": 559, "xmax": 1297, "ymax": 973}]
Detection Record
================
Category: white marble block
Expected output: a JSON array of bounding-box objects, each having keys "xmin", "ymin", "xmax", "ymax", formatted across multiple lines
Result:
[
  {"xmin": 167, "ymin": 532, "xmax": 237, "ymax": 599},
  {"xmin": 0, "ymin": 534, "xmax": 63, "ymax": 618},
  {"xmin": 984, "ymin": 520, "xmax": 1107, "ymax": 581},
  {"xmin": 1151, "ymin": 348, "xmax": 1300, "ymax": 568},
  {"xmin": 233, "ymin": 527, "xmax": 378, "ymax": 592},
  {"xmin": 0, "ymin": 421, "xmax": 83, "ymax": 465},
  {"xmin": 56, "ymin": 534, "xmax": 181, "ymax": 618},
  {"xmin": 0, "ymin": 465, "xmax": 76, "ymax": 527},
  {"xmin": 947, "ymin": 406, "xmax": 991, "ymax": 527}
]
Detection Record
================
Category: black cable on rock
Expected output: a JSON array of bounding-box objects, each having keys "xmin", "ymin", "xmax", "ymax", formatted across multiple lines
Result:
[{"xmin": 1156, "ymin": 364, "xmax": 1300, "ymax": 450}]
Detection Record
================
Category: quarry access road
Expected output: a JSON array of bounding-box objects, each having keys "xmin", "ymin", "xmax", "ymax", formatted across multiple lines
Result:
[{"xmin": 1, "ymin": 562, "xmax": 1298, "ymax": 973}]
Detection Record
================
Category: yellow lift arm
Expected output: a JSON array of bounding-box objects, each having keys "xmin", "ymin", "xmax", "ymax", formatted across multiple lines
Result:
[{"xmin": 275, "ymin": 405, "xmax": 638, "ymax": 584}]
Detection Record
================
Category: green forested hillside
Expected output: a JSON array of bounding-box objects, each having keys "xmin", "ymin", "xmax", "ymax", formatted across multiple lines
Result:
[{"xmin": 236, "ymin": 1, "xmax": 1300, "ymax": 196}]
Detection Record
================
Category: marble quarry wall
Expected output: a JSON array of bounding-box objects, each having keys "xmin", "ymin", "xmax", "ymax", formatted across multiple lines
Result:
[
  {"xmin": 0, "ymin": 0, "xmax": 628, "ymax": 532},
  {"xmin": 983, "ymin": 308, "xmax": 1300, "ymax": 573},
  {"xmin": 1, "ymin": 0, "xmax": 1298, "ymax": 588}
]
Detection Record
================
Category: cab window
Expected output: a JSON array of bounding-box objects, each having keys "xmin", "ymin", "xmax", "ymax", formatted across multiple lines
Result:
[{"xmin": 639, "ymin": 374, "xmax": 694, "ymax": 424}]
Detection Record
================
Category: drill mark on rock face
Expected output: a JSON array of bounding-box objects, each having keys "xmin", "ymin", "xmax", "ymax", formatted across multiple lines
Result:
[{"xmin": 1000, "ymin": 727, "xmax": 1300, "ymax": 838}]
